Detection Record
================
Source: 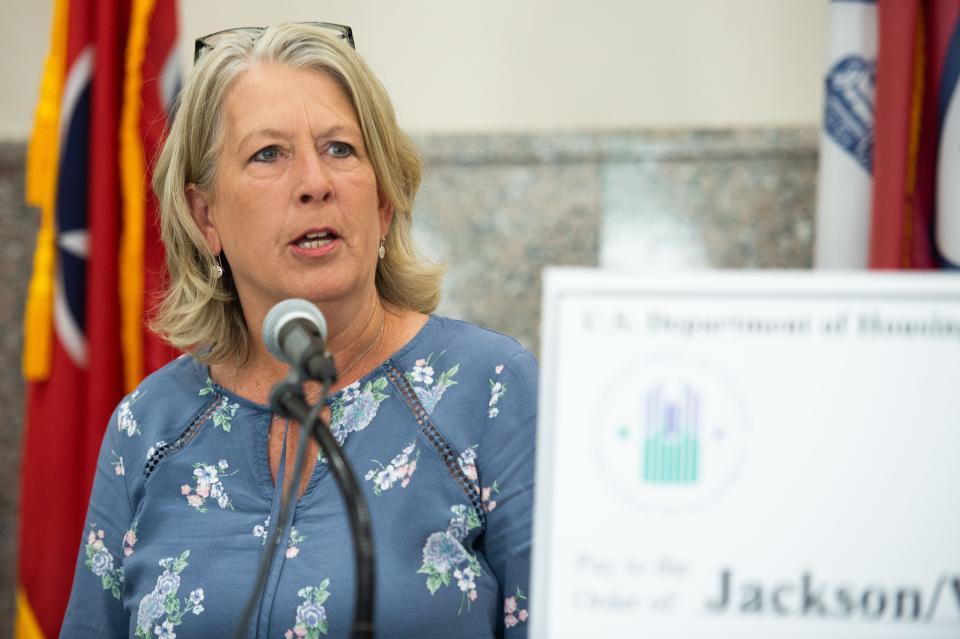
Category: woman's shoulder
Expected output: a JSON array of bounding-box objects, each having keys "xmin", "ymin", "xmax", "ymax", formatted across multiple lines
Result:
[
  {"xmin": 110, "ymin": 354, "xmax": 215, "ymax": 439},
  {"xmin": 395, "ymin": 315, "xmax": 536, "ymax": 371},
  {"xmin": 388, "ymin": 315, "xmax": 536, "ymax": 396},
  {"xmin": 122, "ymin": 353, "xmax": 210, "ymax": 403},
  {"xmin": 384, "ymin": 315, "xmax": 537, "ymax": 440}
]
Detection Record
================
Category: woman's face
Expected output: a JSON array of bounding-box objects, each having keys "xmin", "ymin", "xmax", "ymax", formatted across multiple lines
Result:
[{"xmin": 188, "ymin": 62, "xmax": 392, "ymax": 321}]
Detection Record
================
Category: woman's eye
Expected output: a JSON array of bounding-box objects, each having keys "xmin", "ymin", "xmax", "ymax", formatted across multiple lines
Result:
[
  {"xmin": 327, "ymin": 142, "xmax": 354, "ymax": 158},
  {"xmin": 251, "ymin": 146, "xmax": 280, "ymax": 163}
]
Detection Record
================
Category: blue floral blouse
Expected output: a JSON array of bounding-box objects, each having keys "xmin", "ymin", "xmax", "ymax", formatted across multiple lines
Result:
[{"xmin": 60, "ymin": 316, "xmax": 537, "ymax": 638}]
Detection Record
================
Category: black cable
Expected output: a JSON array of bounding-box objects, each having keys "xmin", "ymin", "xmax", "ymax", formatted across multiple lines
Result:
[
  {"xmin": 305, "ymin": 399, "xmax": 376, "ymax": 638},
  {"xmin": 233, "ymin": 379, "xmax": 323, "ymax": 639},
  {"xmin": 275, "ymin": 385, "xmax": 376, "ymax": 639},
  {"xmin": 233, "ymin": 375, "xmax": 376, "ymax": 638}
]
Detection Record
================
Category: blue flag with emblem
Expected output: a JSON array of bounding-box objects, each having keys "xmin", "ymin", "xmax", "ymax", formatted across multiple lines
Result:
[{"xmin": 815, "ymin": 0, "xmax": 878, "ymax": 268}]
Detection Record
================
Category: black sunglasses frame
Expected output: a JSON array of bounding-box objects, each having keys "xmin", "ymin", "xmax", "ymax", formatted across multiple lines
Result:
[{"xmin": 193, "ymin": 22, "xmax": 356, "ymax": 63}]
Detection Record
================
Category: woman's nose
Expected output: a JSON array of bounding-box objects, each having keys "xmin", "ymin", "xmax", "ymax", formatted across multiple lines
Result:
[{"xmin": 295, "ymin": 149, "xmax": 333, "ymax": 205}]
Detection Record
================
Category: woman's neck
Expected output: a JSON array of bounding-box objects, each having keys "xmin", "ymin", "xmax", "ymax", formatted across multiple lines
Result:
[
  {"xmin": 226, "ymin": 291, "xmax": 389, "ymax": 404},
  {"xmin": 318, "ymin": 288, "xmax": 385, "ymax": 365}
]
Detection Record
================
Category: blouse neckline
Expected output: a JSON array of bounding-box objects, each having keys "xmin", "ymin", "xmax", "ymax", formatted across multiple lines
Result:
[{"xmin": 200, "ymin": 314, "xmax": 443, "ymax": 412}]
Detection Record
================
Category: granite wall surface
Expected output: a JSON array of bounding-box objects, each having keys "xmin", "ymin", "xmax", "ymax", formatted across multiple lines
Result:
[
  {"xmin": 0, "ymin": 142, "xmax": 37, "ymax": 639},
  {"xmin": 415, "ymin": 128, "xmax": 817, "ymax": 353},
  {"xmin": 0, "ymin": 128, "xmax": 817, "ymax": 636}
]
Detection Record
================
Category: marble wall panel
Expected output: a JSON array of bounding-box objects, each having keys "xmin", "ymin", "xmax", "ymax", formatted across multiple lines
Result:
[
  {"xmin": 599, "ymin": 129, "xmax": 817, "ymax": 270},
  {"xmin": 0, "ymin": 142, "xmax": 35, "ymax": 638},
  {"xmin": 413, "ymin": 159, "xmax": 602, "ymax": 354}
]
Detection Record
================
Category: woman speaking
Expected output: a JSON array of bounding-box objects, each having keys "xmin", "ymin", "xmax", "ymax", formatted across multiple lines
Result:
[{"xmin": 61, "ymin": 22, "xmax": 536, "ymax": 638}]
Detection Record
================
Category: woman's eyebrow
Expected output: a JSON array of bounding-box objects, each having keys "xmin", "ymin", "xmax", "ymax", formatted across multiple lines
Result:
[
  {"xmin": 313, "ymin": 125, "xmax": 361, "ymax": 140},
  {"xmin": 236, "ymin": 128, "xmax": 288, "ymax": 153}
]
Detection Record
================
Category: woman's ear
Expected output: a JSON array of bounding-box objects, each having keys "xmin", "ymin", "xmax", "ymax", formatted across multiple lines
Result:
[
  {"xmin": 186, "ymin": 184, "xmax": 221, "ymax": 254},
  {"xmin": 378, "ymin": 191, "xmax": 394, "ymax": 238}
]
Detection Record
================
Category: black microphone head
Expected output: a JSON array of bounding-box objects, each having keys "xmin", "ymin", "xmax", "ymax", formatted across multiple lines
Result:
[{"xmin": 263, "ymin": 299, "xmax": 328, "ymax": 364}]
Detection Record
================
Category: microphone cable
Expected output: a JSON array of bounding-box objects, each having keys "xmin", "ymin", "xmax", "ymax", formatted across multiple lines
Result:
[
  {"xmin": 233, "ymin": 380, "xmax": 325, "ymax": 639},
  {"xmin": 233, "ymin": 376, "xmax": 376, "ymax": 639}
]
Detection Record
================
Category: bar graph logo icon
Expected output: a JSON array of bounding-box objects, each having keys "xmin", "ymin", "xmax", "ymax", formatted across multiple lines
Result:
[
  {"xmin": 642, "ymin": 385, "xmax": 700, "ymax": 484},
  {"xmin": 599, "ymin": 356, "xmax": 748, "ymax": 511}
]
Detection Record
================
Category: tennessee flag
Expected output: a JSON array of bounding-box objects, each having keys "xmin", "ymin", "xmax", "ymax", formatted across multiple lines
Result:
[
  {"xmin": 816, "ymin": 0, "xmax": 960, "ymax": 268},
  {"xmin": 17, "ymin": 0, "xmax": 179, "ymax": 636}
]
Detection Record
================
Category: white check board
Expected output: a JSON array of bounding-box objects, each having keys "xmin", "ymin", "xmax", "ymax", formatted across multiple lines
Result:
[{"xmin": 531, "ymin": 269, "xmax": 960, "ymax": 639}]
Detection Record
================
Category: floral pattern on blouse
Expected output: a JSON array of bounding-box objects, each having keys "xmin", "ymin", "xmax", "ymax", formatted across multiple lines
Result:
[
  {"xmin": 181, "ymin": 460, "xmax": 236, "ymax": 512},
  {"xmin": 62, "ymin": 317, "xmax": 536, "ymax": 638},
  {"xmin": 460, "ymin": 444, "xmax": 502, "ymax": 511},
  {"xmin": 285, "ymin": 580, "xmax": 332, "ymax": 638},
  {"xmin": 83, "ymin": 524, "xmax": 124, "ymax": 600},
  {"xmin": 117, "ymin": 390, "xmax": 144, "ymax": 437},
  {"xmin": 458, "ymin": 445, "xmax": 479, "ymax": 484},
  {"xmin": 481, "ymin": 482, "xmax": 500, "ymax": 513},
  {"xmin": 252, "ymin": 516, "xmax": 306, "ymax": 558},
  {"xmin": 418, "ymin": 504, "xmax": 483, "ymax": 613},
  {"xmin": 122, "ymin": 524, "xmax": 138, "ymax": 557},
  {"xmin": 134, "ymin": 551, "xmax": 205, "ymax": 638},
  {"xmin": 286, "ymin": 528, "xmax": 306, "ymax": 558},
  {"xmin": 406, "ymin": 354, "xmax": 459, "ymax": 414},
  {"xmin": 504, "ymin": 587, "xmax": 529, "ymax": 629},
  {"xmin": 488, "ymin": 364, "xmax": 507, "ymax": 418},
  {"xmin": 327, "ymin": 377, "xmax": 390, "ymax": 450},
  {"xmin": 199, "ymin": 378, "xmax": 239, "ymax": 432},
  {"xmin": 364, "ymin": 440, "xmax": 420, "ymax": 495},
  {"xmin": 110, "ymin": 450, "xmax": 125, "ymax": 476},
  {"xmin": 146, "ymin": 440, "xmax": 167, "ymax": 461}
]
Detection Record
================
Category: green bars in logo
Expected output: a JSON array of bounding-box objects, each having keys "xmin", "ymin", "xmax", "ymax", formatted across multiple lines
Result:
[
  {"xmin": 642, "ymin": 432, "xmax": 699, "ymax": 483},
  {"xmin": 642, "ymin": 385, "xmax": 700, "ymax": 484}
]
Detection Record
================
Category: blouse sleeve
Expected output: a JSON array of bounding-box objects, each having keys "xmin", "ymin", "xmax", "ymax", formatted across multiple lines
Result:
[
  {"xmin": 60, "ymin": 404, "xmax": 135, "ymax": 637},
  {"xmin": 477, "ymin": 347, "xmax": 538, "ymax": 637}
]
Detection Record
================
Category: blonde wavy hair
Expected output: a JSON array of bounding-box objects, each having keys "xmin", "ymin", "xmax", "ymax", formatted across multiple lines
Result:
[{"xmin": 152, "ymin": 23, "xmax": 444, "ymax": 365}]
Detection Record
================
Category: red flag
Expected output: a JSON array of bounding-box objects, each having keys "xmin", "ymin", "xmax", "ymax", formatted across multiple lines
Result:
[
  {"xmin": 17, "ymin": 0, "xmax": 179, "ymax": 635},
  {"xmin": 137, "ymin": 0, "xmax": 180, "ymax": 376},
  {"xmin": 871, "ymin": 0, "xmax": 960, "ymax": 268}
]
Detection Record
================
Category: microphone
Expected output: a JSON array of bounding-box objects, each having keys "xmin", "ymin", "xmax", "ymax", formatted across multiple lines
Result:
[
  {"xmin": 244, "ymin": 298, "xmax": 375, "ymax": 639},
  {"xmin": 263, "ymin": 299, "xmax": 337, "ymax": 384},
  {"xmin": 239, "ymin": 299, "xmax": 371, "ymax": 639}
]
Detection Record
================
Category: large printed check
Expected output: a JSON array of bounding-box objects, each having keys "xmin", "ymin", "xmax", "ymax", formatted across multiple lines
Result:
[{"xmin": 531, "ymin": 270, "xmax": 960, "ymax": 638}]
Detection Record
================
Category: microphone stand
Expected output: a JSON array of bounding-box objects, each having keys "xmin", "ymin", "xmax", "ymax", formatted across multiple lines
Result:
[{"xmin": 234, "ymin": 368, "xmax": 376, "ymax": 639}]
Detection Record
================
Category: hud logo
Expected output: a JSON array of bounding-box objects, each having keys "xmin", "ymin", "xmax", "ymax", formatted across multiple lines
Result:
[
  {"xmin": 825, "ymin": 55, "xmax": 876, "ymax": 172},
  {"xmin": 642, "ymin": 384, "xmax": 701, "ymax": 485},
  {"xmin": 598, "ymin": 356, "xmax": 748, "ymax": 512}
]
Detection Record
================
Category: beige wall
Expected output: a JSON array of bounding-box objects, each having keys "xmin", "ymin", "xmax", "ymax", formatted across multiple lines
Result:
[{"xmin": 0, "ymin": 0, "xmax": 827, "ymax": 140}]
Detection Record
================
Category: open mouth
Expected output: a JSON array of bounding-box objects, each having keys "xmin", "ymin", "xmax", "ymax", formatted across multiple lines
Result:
[{"xmin": 295, "ymin": 230, "xmax": 338, "ymax": 249}]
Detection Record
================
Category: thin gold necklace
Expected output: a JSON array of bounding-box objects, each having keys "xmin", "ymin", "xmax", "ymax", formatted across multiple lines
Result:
[
  {"xmin": 233, "ymin": 308, "xmax": 386, "ymax": 406},
  {"xmin": 335, "ymin": 309, "xmax": 386, "ymax": 381}
]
